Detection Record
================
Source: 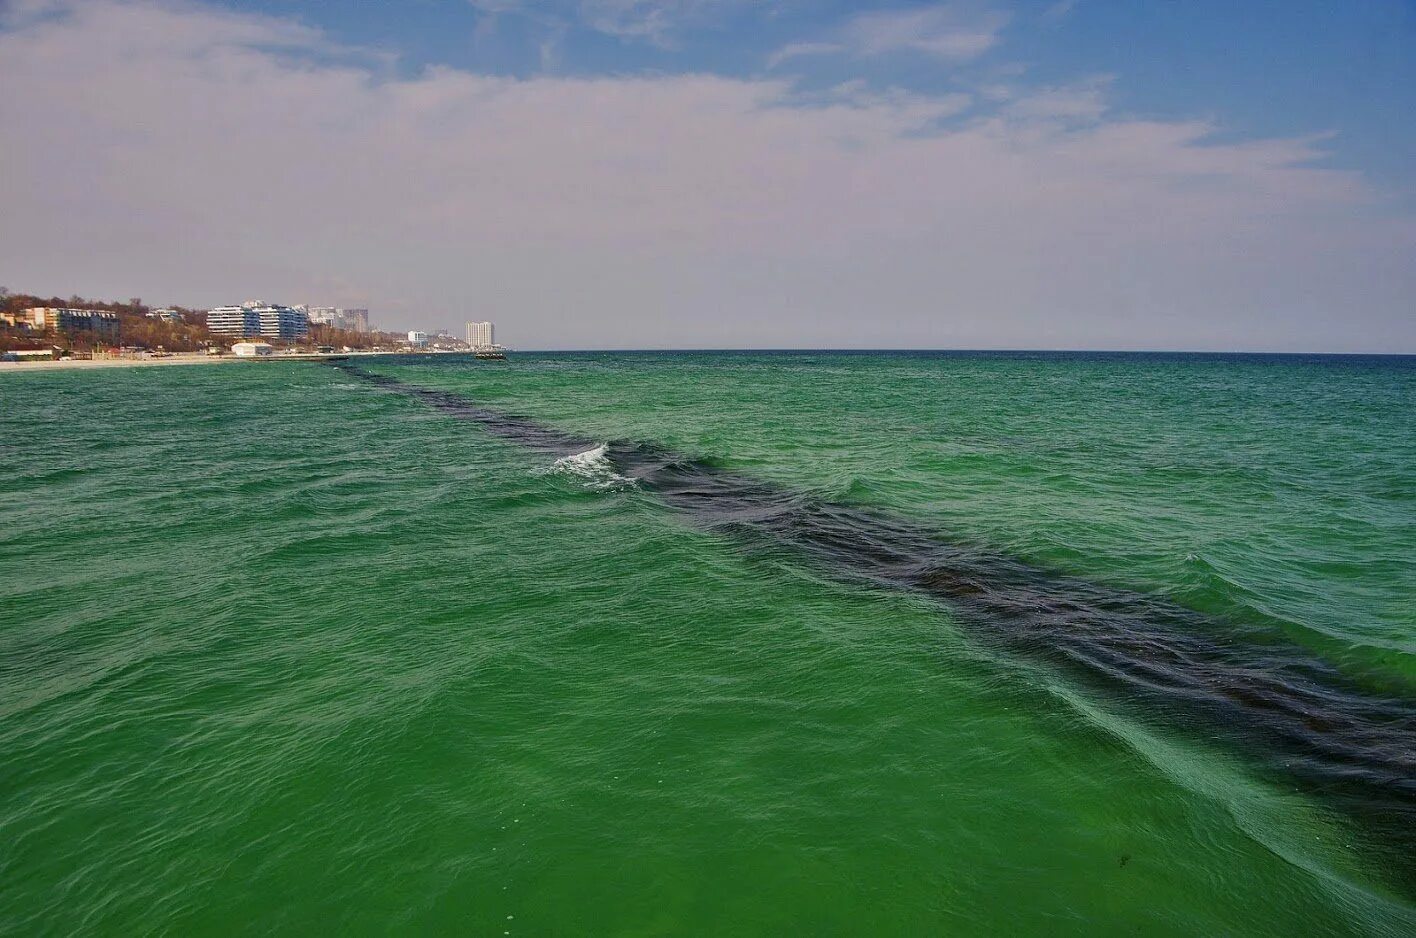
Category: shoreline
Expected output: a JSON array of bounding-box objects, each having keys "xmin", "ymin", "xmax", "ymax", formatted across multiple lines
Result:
[{"xmin": 0, "ymin": 351, "xmax": 390, "ymax": 374}]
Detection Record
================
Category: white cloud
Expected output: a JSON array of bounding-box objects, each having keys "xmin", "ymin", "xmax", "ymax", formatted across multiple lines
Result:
[
  {"xmin": 766, "ymin": 41, "xmax": 844, "ymax": 70},
  {"xmin": 466, "ymin": 0, "xmax": 742, "ymax": 46},
  {"xmin": 823, "ymin": 81, "xmax": 973, "ymax": 122},
  {"xmin": 1004, "ymin": 75, "xmax": 1112, "ymax": 124},
  {"xmin": 2, "ymin": 0, "xmax": 1412, "ymax": 351},
  {"xmin": 768, "ymin": 4, "xmax": 1011, "ymax": 72},
  {"xmin": 578, "ymin": 0, "xmax": 679, "ymax": 41},
  {"xmin": 844, "ymin": 5, "xmax": 1011, "ymax": 60}
]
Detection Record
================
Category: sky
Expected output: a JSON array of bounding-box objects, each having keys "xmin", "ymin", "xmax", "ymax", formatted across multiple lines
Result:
[{"xmin": 1, "ymin": 0, "xmax": 1413, "ymax": 351}]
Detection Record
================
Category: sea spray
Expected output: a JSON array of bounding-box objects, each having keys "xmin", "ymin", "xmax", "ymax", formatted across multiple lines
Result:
[{"xmin": 535, "ymin": 443, "xmax": 636, "ymax": 490}]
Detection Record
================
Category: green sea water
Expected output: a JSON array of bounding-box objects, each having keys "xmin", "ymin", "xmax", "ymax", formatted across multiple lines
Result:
[{"xmin": 2, "ymin": 351, "xmax": 1413, "ymax": 935}]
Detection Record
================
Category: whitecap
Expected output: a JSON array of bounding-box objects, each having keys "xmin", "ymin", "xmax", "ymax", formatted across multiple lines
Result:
[{"xmin": 534, "ymin": 443, "xmax": 634, "ymax": 490}]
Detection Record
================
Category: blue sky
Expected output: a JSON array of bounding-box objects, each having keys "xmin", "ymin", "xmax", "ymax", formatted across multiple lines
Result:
[
  {"xmin": 2, "ymin": 0, "xmax": 1413, "ymax": 349},
  {"xmin": 233, "ymin": 0, "xmax": 1416, "ymax": 185}
]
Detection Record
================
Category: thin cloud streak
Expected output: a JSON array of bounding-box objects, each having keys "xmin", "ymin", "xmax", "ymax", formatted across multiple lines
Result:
[
  {"xmin": 846, "ymin": 5, "xmax": 1011, "ymax": 59},
  {"xmin": 465, "ymin": 0, "xmax": 747, "ymax": 46},
  {"xmin": 769, "ymin": 4, "xmax": 1011, "ymax": 68},
  {"xmin": 766, "ymin": 40, "xmax": 844, "ymax": 70}
]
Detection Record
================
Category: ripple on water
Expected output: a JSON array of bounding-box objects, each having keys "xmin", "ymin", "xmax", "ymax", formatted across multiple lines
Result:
[{"xmin": 1, "ymin": 353, "xmax": 1413, "ymax": 934}]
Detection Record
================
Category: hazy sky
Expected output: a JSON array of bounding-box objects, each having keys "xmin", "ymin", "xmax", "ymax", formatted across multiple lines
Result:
[{"xmin": 2, "ymin": 0, "xmax": 1413, "ymax": 350}]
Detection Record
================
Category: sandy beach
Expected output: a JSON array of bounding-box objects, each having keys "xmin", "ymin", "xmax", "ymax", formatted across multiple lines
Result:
[
  {"xmin": 0, "ymin": 354, "xmax": 241, "ymax": 373},
  {"xmin": 0, "ymin": 351, "xmax": 385, "ymax": 374}
]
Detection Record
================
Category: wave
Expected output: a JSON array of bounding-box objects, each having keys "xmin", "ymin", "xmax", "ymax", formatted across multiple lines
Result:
[{"xmin": 536, "ymin": 443, "xmax": 635, "ymax": 490}]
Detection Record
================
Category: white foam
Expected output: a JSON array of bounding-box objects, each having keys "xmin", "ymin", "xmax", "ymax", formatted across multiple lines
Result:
[{"xmin": 536, "ymin": 443, "xmax": 634, "ymax": 490}]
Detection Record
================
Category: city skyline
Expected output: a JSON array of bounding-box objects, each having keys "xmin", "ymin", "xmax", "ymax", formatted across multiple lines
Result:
[{"xmin": 2, "ymin": 1, "xmax": 1413, "ymax": 351}]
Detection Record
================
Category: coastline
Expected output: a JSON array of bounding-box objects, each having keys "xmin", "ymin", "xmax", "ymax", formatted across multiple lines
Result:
[
  {"xmin": 0, "ymin": 351, "xmax": 388, "ymax": 374},
  {"xmin": 0, "ymin": 354, "xmax": 241, "ymax": 373}
]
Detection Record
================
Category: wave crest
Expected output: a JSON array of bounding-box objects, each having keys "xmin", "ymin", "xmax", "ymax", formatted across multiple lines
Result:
[{"xmin": 538, "ymin": 443, "xmax": 635, "ymax": 490}]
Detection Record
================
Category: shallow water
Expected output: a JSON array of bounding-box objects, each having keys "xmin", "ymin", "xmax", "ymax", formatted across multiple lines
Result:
[{"xmin": 2, "ymin": 351, "xmax": 1413, "ymax": 934}]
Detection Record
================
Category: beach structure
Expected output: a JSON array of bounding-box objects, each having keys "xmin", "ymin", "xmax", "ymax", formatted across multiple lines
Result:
[
  {"xmin": 466, "ymin": 321, "xmax": 494, "ymax": 347},
  {"xmin": 207, "ymin": 302, "xmax": 309, "ymax": 339},
  {"xmin": 1, "ymin": 348, "xmax": 61, "ymax": 361},
  {"xmin": 231, "ymin": 341, "xmax": 275, "ymax": 357},
  {"xmin": 23, "ymin": 307, "xmax": 121, "ymax": 341}
]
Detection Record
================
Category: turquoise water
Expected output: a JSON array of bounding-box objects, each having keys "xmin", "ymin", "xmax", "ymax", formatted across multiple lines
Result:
[{"xmin": 2, "ymin": 352, "xmax": 1413, "ymax": 934}]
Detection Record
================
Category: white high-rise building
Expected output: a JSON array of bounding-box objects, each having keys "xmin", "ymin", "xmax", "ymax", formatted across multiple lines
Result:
[
  {"xmin": 303, "ymin": 307, "xmax": 369, "ymax": 332},
  {"xmin": 466, "ymin": 321, "xmax": 494, "ymax": 347},
  {"xmin": 207, "ymin": 305, "xmax": 260, "ymax": 336},
  {"xmin": 339, "ymin": 309, "xmax": 370, "ymax": 333},
  {"xmin": 207, "ymin": 302, "xmax": 308, "ymax": 339},
  {"xmin": 407, "ymin": 330, "xmax": 429, "ymax": 347}
]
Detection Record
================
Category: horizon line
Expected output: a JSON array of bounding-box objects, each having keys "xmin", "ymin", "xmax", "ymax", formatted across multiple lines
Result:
[{"xmin": 497, "ymin": 347, "xmax": 1416, "ymax": 358}]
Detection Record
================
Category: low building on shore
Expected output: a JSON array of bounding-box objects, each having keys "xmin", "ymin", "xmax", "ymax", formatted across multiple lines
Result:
[
  {"xmin": 1, "ymin": 347, "xmax": 62, "ymax": 362},
  {"xmin": 232, "ymin": 341, "xmax": 275, "ymax": 357}
]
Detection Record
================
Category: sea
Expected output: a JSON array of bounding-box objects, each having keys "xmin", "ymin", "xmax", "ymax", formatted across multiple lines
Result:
[{"xmin": 2, "ymin": 351, "xmax": 1413, "ymax": 935}]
